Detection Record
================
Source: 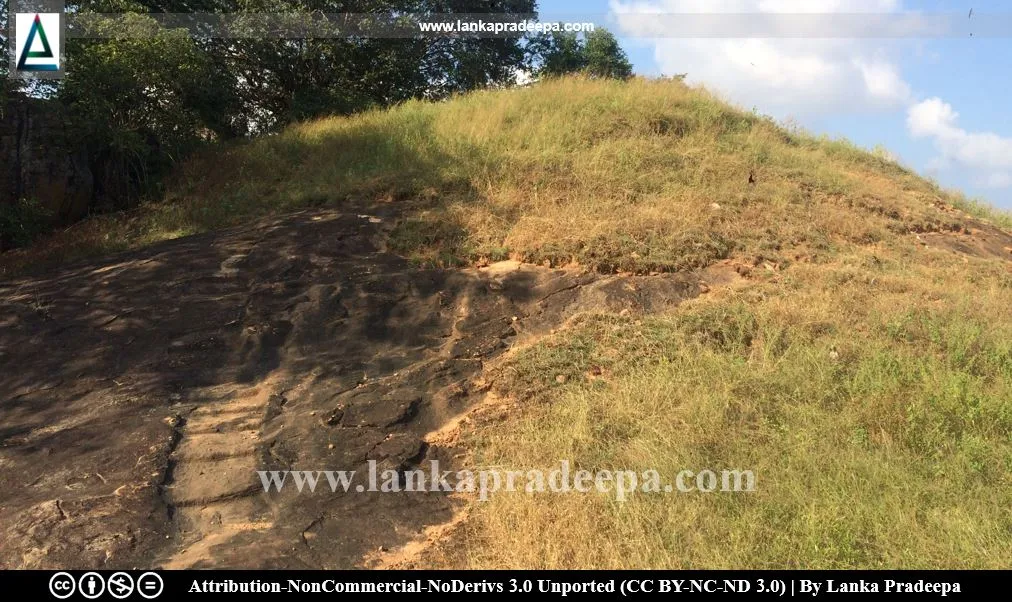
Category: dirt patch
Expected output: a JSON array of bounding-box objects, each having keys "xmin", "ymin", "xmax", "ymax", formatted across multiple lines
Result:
[{"xmin": 0, "ymin": 207, "xmax": 709, "ymax": 568}]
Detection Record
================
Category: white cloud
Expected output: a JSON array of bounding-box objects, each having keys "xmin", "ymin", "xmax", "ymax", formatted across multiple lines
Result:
[
  {"xmin": 906, "ymin": 97, "xmax": 957, "ymax": 138},
  {"xmin": 608, "ymin": 0, "xmax": 1012, "ymax": 193},
  {"xmin": 855, "ymin": 59, "xmax": 912, "ymax": 106},
  {"xmin": 609, "ymin": 0, "xmax": 912, "ymax": 116},
  {"xmin": 907, "ymin": 98, "xmax": 1012, "ymax": 189}
]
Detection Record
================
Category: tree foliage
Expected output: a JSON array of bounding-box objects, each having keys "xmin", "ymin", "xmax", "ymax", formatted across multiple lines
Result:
[
  {"xmin": 3, "ymin": 2, "xmax": 633, "ymax": 218},
  {"xmin": 531, "ymin": 28, "xmax": 632, "ymax": 81},
  {"xmin": 582, "ymin": 29, "xmax": 633, "ymax": 80},
  {"xmin": 22, "ymin": 0, "xmax": 537, "ymax": 208},
  {"xmin": 66, "ymin": 0, "xmax": 538, "ymax": 136}
]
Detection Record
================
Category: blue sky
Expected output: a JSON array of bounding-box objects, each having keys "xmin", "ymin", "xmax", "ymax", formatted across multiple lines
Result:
[{"xmin": 538, "ymin": 0, "xmax": 1012, "ymax": 209}]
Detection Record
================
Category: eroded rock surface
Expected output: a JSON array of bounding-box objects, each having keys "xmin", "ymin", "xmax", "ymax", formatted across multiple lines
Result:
[{"xmin": 0, "ymin": 208, "xmax": 704, "ymax": 568}]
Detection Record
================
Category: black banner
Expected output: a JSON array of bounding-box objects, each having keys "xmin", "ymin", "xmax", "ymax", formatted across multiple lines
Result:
[{"xmin": 18, "ymin": 570, "xmax": 1006, "ymax": 599}]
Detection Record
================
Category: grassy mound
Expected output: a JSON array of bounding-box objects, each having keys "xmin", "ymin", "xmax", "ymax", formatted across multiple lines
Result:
[
  {"xmin": 3, "ymin": 77, "xmax": 1009, "ymax": 568},
  {"xmin": 5, "ymin": 77, "xmax": 1007, "ymax": 276}
]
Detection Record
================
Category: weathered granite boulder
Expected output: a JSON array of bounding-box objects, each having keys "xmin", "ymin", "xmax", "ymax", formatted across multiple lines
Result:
[{"xmin": 1, "ymin": 95, "xmax": 93, "ymax": 224}]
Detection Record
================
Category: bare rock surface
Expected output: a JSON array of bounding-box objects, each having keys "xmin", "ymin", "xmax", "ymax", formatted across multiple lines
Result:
[{"xmin": 0, "ymin": 207, "xmax": 704, "ymax": 568}]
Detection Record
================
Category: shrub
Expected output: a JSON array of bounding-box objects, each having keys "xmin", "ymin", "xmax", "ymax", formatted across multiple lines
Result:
[{"xmin": 0, "ymin": 199, "xmax": 52, "ymax": 251}]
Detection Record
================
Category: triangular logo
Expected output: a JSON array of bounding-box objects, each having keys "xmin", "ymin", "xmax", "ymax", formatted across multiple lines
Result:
[{"xmin": 17, "ymin": 14, "xmax": 58, "ymax": 72}]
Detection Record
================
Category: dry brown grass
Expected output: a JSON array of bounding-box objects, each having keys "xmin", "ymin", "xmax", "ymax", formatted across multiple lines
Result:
[
  {"xmin": 427, "ymin": 242, "xmax": 1011, "ymax": 569},
  {"xmin": 3, "ymin": 77, "xmax": 1009, "ymax": 568},
  {"xmin": 4, "ymin": 76, "xmax": 1005, "ymax": 277}
]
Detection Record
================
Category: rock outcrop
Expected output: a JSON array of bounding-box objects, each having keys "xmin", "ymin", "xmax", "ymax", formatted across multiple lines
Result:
[{"xmin": 0, "ymin": 95, "xmax": 93, "ymax": 224}]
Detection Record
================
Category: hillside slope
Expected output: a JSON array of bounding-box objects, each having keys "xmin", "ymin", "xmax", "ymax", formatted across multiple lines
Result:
[
  {"xmin": 7, "ymin": 77, "xmax": 1010, "ymax": 277},
  {"xmin": 1, "ymin": 77, "xmax": 1010, "ymax": 569}
]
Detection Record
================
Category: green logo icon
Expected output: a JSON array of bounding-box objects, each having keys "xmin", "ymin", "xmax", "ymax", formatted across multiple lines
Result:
[{"xmin": 17, "ymin": 14, "xmax": 59, "ymax": 72}]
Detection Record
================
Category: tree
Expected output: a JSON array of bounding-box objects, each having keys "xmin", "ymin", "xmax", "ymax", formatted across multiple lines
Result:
[
  {"xmin": 0, "ymin": 2, "xmax": 11, "ymax": 109},
  {"xmin": 533, "ymin": 32, "xmax": 585, "ymax": 78},
  {"xmin": 0, "ymin": 0, "xmax": 8, "ymax": 84},
  {"xmin": 61, "ymin": 3, "xmax": 226, "ymax": 205},
  {"xmin": 9, "ymin": 0, "xmax": 541, "ymax": 215},
  {"xmin": 530, "ymin": 27, "xmax": 632, "ymax": 81},
  {"xmin": 583, "ymin": 29, "xmax": 632, "ymax": 80}
]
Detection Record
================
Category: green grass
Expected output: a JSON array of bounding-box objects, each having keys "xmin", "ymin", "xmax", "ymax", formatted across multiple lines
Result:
[
  {"xmin": 4, "ymin": 76, "xmax": 1008, "ymax": 277},
  {"xmin": 946, "ymin": 193, "xmax": 1012, "ymax": 230},
  {"xmin": 2, "ymin": 76, "xmax": 1010, "ymax": 568},
  {"xmin": 437, "ymin": 248, "xmax": 1011, "ymax": 568}
]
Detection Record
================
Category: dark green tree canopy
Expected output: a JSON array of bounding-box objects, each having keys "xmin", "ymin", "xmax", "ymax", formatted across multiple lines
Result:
[
  {"xmin": 3, "ymin": 2, "xmax": 635, "ymax": 224},
  {"xmin": 6, "ymin": 0, "xmax": 537, "ymax": 209},
  {"xmin": 64, "ymin": 0, "xmax": 538, "ymax": 136},
  {"xmin": 582, "ymin": 29, "xmax": 633, "ymax": 80},
  {"xmin": 530, "ymin": 27, "xmax": 632, "ymax": 81}
]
